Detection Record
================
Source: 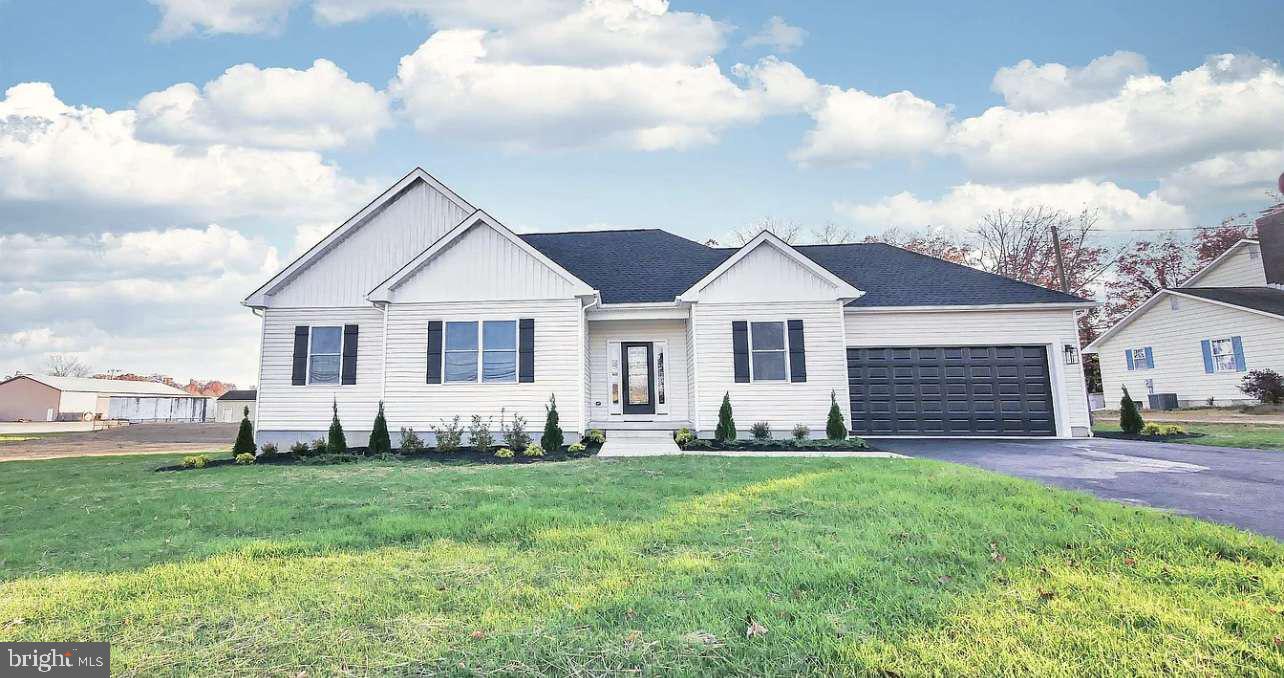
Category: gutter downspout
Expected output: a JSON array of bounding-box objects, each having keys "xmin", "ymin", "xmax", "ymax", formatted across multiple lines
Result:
[{"xmin": 579, "ymin": 294, "xmax": 600, "ymax": 434}]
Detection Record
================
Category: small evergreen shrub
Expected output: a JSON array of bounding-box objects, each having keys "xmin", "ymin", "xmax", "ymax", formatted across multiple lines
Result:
[
  {"xmin": 433, "ymin": 416, "xmax": 463, "ymax": 452},
  {"xmin": 289, "ymin": 441, "xmax": 310, "ymax": 458},
  {"xmin": 399, "ymin": 427, "xmax": 424, "ymax": 453},
  {"xmin": 1240, "ymin": 369, "xmax": 1284, "ymax": 404},
  {"xmin": 715, "ymin": 392, "xmax": 736, "ymax": 442},
  {"xmin": 523, "ymin": 443, "xmax": 544, "ymax": 457},
  {"xmin": 181, "ymin": 454, "xmax": 209, "ymax": 469},
  {"xmin": 368, "ymin": 401, "xmax": 392, "ymax": 455},
  {"xmin": 494, "ymin": 447, "xmax": 515, "ymax": 459},
  {"xmin": 826, "ymin": 390, "xmax": 847, "ymax": 440},
  {"xmin": 750, "ymin": 421, "xmax": 772, "ymax": 440},
  {"xmin": 259, "ymin": 442, "xmax": 278, "ymax": 458},
  {"xmin": 232, "ymin": 406, "xmax": 256, "ymax": 457},
  {"xmin": 791, "ymin": 423, "xmax": 809, "ymax": 442},
  {"xmin": 309, "ymin": 439, "xmax": 327, "ymax": 455},
  {"xmin": 234, "ymin": 453, "xmax": 255, "ymax": 465},
  {"xmin": 584, "ymin": 429, "xmax": 606, "ymax": 445},
  {"xmin": 567, "ymin": 441, "xmax": 587, "ymax": 456},
  {"xmin": 1119, "ymin": 386, "xmax": 1144, "ymax": 435},
  {"xmin": 541, "ymin": 394, "xmax": 564, "ymax": 451},
  {"xmin": 673, "ymin": 427, "xmax": 696, "ymax": 446},
  {"xmin": 327, "ymin": 399, "xmax": 348, "ymax": 455},
  {"xmin": 469, "ymin": 414, "xmax": 495, "ymax": 450}
]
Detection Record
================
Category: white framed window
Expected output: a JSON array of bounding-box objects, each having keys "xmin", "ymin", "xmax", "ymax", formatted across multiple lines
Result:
[
  {"xmin": 308, "ymin": 326, "xmax": 343, "ymax": 385},
  {"xmin": 749, "ymin": 321, "xmax": 787, "ymax": 382},
  {"xmin": 443, "ymin": 319, "xmax": 518, "ymax": 383},
  {"xmin": 1210, "ymin": 337, "xmax": 1237, "ymax": 372},
  {"xmin": 1129, "ymin": 347, "xmax": 1153, "ymax": 370}
]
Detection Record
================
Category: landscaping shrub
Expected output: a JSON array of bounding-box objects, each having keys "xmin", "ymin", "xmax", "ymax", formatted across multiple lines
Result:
[
  {"xmin": 584, "ymin": 428, "xmax": 606, "ymax": 445},
  {"xmin": 715, "ymin": 392, "xmax": 736, "ymax": 442},
  {"xmin": 1240, "ymin": 369, "xmax": 1284, "ymax": 405},
  {"xmin": 1143, "ymin": 423, "xmax": 1186, "ymax": 437},
  {"xmin": 1120, "ymin": 386, "xmax": 1144, "ymax": 435},
  {"xmin": 259, "ymin": 442, "xmax": 278, "ymax": 458},
  {"xmin": 500, "ymin": 410, "xmax": 531, "ymax": 449},
  {"xmin": 750, "ymin": 421, "xmax": 771, "ymax": 440},
  {"xmin": 399, "ymin": 427, "xmax": 424, "ymax": 453},
  {"xmin": 826, "ymin": 390, "xmax": 847, "ymax": 440},
  {"xmin": 433, "ymin": 416, "xmax": 463, "ymax": 452},
  {"xmin": 523, "ymin": 443, "xmax": 544, "ymax": 457},
  {"xmin": 232, "ymin": 406, "xmax": 256, "ymax": 457},
  {"xmin": 309, "ymin": 439, "xmax": 327, "ymax": 456},
  {"xmin": 673, "ymin": 427, "xmax": 695, "ymax": 447},
  {"xmin": 791, "ymin": 423, "xmax": 809, "ymax": 442},
  {"xmin": 494, "ymin": 447, "xmax": 515, "ymax": 459},
  {"xmin": 469, "ymin": 415, "xmax": 495, "ymax": 450},
  {"xmin": 288, "ymin": 441, "xmax": 310, "ymax": 458},
  {"xmin": 327, "ymin": 400, "xmax": 348, "ymax": 455},
  {"xmin": 567, "ymin": 441, "xmax": 586, "ymax": 456},
  {"xmin": 234, "ymin": 453, "xmax": 255, "ymax": 465},
  {"xmin": 368, "ymin": 401, "xmax": 392, "ymax": 455},
  {"xmin": 541, "ymin": 394, "xmax": 563, "ymax": 451},
  {"xmin": 181, "ymin": 454, "xmax": 210, "ymax": 469}
]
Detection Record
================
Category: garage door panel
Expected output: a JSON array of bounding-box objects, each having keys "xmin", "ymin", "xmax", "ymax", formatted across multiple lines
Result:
[{"xmin": 848, "ymin": 344, "xmax": 1056, "ymax": 437}]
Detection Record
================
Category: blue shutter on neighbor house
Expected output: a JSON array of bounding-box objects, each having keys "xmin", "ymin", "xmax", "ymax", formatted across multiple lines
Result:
[
  {"xmin": 731, "ymin": 321, "xmax": 750, "ymax": 383},
  {"xmin": 1231, "ymin": 336, "xmax": 1246, "ymax": 371},
  {"xmin": 1125, "ymin": 350, "xmax": 1135, "ymax": 371},
  {"xmin": 1143, "ymin": 346, "xmax": 1154, "ymax": 370},
  {"xmin": 341, "ymin": 324, "xmax": 359, "ymax": 385},
  {"xmin": 518, "ymin": 318, "xmax": 535, "ymax": 383},
  {"xmin": 426, "ymin": 321, "xmax": 443, "ymax": 383},
  {"xmin": 1200, "ymin": 339, "xmax": 1214, "ymax": 374},
  {"xmin": 291, "ymin": 326, "xmax": 309, "ymax": 385},
  {"xmin": 787, "ymin": 319, "xmax": 807, "ymax": 382}
]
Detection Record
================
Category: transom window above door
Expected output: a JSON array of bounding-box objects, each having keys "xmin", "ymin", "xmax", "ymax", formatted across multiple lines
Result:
[{"xmin": 750, "ymin": 321, "xmax": 787, "ymax": 381}]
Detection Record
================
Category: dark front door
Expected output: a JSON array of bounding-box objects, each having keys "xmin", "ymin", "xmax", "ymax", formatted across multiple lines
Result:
[{"xmin": 621, "ymin": 342, "xmax": 655, "ymax": 415}]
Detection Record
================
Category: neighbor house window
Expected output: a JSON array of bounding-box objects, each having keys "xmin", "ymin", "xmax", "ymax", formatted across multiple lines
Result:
[
  {"xmin": 749, "ymin": 321, "xmax": 787, "ymax": 381},
  {"xmin": 1210, "ymin": 338, "xmax": 1237, "ymax": 372},
  {"xmin": 308, "ymin": 326, "xmax": 342, "ymax": 385},
  {"xmin": 482, "ymin": 320, "xmax": 517, "ymax": 383},
  {"xmin": 444, "ymin": 320, "xmax": 518, "ymax": 383},
  {"xmin": 1129, "ymin": 347, "xmax": 1153, "ymax": 370},
  {"xmin": 444, "ymin": 321, "xmax": 479, "ymax": 382}
]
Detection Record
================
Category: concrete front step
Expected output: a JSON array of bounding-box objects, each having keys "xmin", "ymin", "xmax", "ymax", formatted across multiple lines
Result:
[{"xmin": 597, "ymin": 430, "xmax": 682, "ymax": 457}]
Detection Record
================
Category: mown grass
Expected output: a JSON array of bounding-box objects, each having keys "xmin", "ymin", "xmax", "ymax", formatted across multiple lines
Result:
[
  {"xmin": 1093, "ymin": 421, "xmax": 1284, "ymax": 451},
  {"xmin": 1, "ymin": 454, "xmax": 1280, "ymax": 676}
]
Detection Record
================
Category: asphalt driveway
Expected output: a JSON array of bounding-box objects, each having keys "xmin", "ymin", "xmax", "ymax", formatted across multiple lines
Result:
[{"xmin": 878, "ymin": 437, "xmax": 1284, "ymax": 540}]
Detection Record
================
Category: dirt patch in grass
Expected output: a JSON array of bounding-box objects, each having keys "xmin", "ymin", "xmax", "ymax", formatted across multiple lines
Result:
[{"xmin": 0, "ymin": 423, "xmax": 238, "ymax": 462}]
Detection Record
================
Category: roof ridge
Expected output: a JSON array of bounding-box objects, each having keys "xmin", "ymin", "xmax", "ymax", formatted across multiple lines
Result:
[{"xmin": 520, "ymin": 227, "xmax": 667, "ymax": 237}]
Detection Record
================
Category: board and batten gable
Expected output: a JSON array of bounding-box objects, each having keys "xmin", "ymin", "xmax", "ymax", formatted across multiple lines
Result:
[
  {"xmin": 844, "ymin": 308, "xmax": 1091, "ymax": 436},
  {"xmin": 267, "ymin": 180, "xmax": 471, "ymax": 307},
  {"xmin": 1181, "ymin": 241, "xmax": 1267, "ymax": 289},
  {"xmin": 698, "ymin": 243, "xmax": 837, "ymax": 302},
  {"xmin": 1094, "ymin": 293, "xmax": 1284, "ymax": 407}
]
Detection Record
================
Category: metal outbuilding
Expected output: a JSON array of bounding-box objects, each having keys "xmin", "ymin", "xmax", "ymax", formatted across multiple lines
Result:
[{"xmin": 0, "ymin": 375, "xmax": 212, "ymax": 422}]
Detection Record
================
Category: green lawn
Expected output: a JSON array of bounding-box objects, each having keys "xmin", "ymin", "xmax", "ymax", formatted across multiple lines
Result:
[
  {"xmin": 1093, "ymin": 421, "xmax": 1284, "ymax": 451},
  {"xmin": 1, "ymin": 455, "xmax": 1280, "ymax": 676}
]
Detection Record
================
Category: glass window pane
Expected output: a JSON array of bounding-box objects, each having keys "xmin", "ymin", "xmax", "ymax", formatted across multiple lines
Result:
[
  {"xmin": 311, "ymin": 326, "xmax": 341, "ymax": 354},
  {"xmin": 1212, "ymin": 339, "xmax": 1231, "ymax": 355},
  {"xmin": 483, "ymin": 320, "xmax": 517, "ymax": 350},
  {"xmin": 445, "ymin": 322, "xmax": 478, "ymax": 351},
  {"xmin": 1216, "ymin": 355, "xmax": 1237, "ymax": 371},
  {"xmin": 751, "ymin": 321, "xmax": 785, "ymax": 350},
  {"xmin": 309, "ymin": 355, "xmax": 340, "ymax": 384},
  {"xmin": 445, "ymin": 351, "xmax": 478, "ymax": 382},
  {"xmin": 483, "ymin": 350, "xmax": 516, "ymax": 382},
  {"xmin": 752, "ymin": 351, "xmax": 786, "ymax": 380}
]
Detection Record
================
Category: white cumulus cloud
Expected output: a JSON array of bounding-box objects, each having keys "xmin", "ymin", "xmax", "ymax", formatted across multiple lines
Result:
[
  {"xmin": 991, "ymin": 50, "xmax": 1149, "ymax": 112},
  {"xmin": 791, "ymin": 87, "xmax": 952, "ymax": 166},
  {"xmin": 743, "ymin": 16, "xmax": 807, "ymax": 53},
  {"xmin": 148, "ymin": 0, "xmax": 299, "ymax": 40}
]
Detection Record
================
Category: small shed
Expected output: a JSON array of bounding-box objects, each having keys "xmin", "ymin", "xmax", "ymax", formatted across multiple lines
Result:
[
  {"xmin": 215, "ymin": 389, "xmax": 257, "ymax": 423},
  {"xmin": 0, "ymin": 375, "xmax": 210, "ymax": 422}
]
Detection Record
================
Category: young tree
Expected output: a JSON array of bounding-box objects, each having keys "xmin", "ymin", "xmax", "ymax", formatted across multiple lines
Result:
[
  {"xmin": 231, "ymin": 406, "xmax": 255, "ymax": 457},
  {"xmin": 1240, "ymin": 369, "xmax": 1284, "ymax": 405},
  {"xmin": 715, "ymin": 392, "xmax": 737, "ymax": 442},
  {"xmin": 1119, "ymin": 386, "xmax": 1144, "ymax": 435},
  {"xmin": 540, "ymin": 394, "xmax": 564, "ymax": 451},
  {"xmin": 45, "ymin": 353, "xmax": 91, "ymax": 377},
  {"xmin": 368, "ymin": 400, "xmax": 392, "ymax": 454},
  {"xmin": 327, "ymin": 399, "xmax": 348, "ymax": 455},
  {"xmin": 825, "ymin": 390, "xmax": 847, "ymax": 440}
]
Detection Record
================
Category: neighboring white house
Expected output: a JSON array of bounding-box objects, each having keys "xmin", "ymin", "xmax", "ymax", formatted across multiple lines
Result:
[
  {"xmin": 242, "ymin": 168, "xmax": 1097, "ymax": 446},
  {"xmin": 0, "ymin": 375, "xmax": 210, "ymax": 422},
  {"xmin": 215, "ymin": 389, "xmax": 257, "ymax": 423},
  {"xmin": 1084, "ymin": 208, "xmax": 1284, "ymax": 408}
]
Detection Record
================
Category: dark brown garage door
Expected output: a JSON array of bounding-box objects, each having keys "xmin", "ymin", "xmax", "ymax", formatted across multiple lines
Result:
[{"xmin": 846, "ymin": 346, "xmax": 1056, "ymax": 436}]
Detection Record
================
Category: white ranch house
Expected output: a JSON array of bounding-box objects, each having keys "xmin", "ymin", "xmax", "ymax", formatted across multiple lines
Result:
[{"xmin": 243, "ymin": 169, "xmax": 1096, "ymax": 447}]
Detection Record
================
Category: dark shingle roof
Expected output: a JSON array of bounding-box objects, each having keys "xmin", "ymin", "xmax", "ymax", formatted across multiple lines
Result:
[
  {"xmin": 1176, "ymin": 287, "xmax": 1284, "ymax": 317},
  {"xmin": 218, "ymin": 389, "xmax": 257, "ymax": 401},
  {"xmin": 521, "ymin": 229, "xmax": 1090, "ymax": 307}
]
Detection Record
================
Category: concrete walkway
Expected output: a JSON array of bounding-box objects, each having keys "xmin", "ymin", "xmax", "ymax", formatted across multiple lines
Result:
[{"xmin": 596, "ymin": 431, "xmax": 904, "ymax": 458}]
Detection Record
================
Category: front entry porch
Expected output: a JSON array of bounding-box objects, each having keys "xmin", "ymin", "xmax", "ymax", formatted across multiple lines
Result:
[{"xmin": 586, "ymin": 317, "xmax": 692, "ymax": 434}]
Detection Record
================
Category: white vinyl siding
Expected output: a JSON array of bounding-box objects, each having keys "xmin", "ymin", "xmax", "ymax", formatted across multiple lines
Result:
[
  {"xmin": 267, "ymin": 181, "xmax": 470, "ymax": 307},
  {"xmin": 699, "ymin": 243, "xmax": 839, "ymax": 302},
  {"xmin": 256, "ymin": 307, "xmax": 384, "ymax": 434},
  {"xmin": 586, "ymin": 318, "xmax": 691, "ymax": 424},
  {"xmin": 694, "ymin": 301, "xmax": 848, "ymax": 438},
  {"xmin": 389, "ymin": 223, "xmax": 580, "ymax": 302},
  {"xmin": 844, "ymin": 308, "xmax": 1092, "ymax": 436},
  {"xmin": 1183, "ymin": 243, "xmax": 1267, "ymax": 288},
  {"xmin": 1094, "ymin": 294, "xmax": 1284, "ymax": 407},
  {"xmin": 383, "ymin": 300, "xmax": 583, "ymax": 435}
]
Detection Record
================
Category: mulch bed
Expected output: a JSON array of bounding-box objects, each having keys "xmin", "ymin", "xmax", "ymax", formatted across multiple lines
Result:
[
  {"xmin": 1092, "ymin": 430, "xmax": 1207, "ymax": 444},
  {"xmin": 678, "ymin": 438, "xmax": 875, "ymax": 453},
  {"xmin": 156, "ymin": 444, "xmax": 600, "ymax": 472}
]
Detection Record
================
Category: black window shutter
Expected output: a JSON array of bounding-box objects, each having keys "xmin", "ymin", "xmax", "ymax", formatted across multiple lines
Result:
[
  {"xmin": 732, "ymin": 321, "xmax": 750, "ymax": 383},
  {"xmin": 518, "ymin": 318, "xmax": 535, "ymax": 383},
  {"xmin": 291, "ymin": 326, "xmax": 309, "ymax": 386},
  {"xmin": 426, "ymin": 321, "xmax": 443, "ymax": 384},
  {"xmin": 787, "ymin": 319, "xmax": 807, "ymax": 382},
  {"xmin": 341, "ymin": 324, "xmax": 359, "ymax": 385}
]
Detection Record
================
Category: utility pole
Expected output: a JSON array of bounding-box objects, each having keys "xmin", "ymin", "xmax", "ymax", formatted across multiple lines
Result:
[{"xmin": 1050, "ymin": 222, "xmax": 1070, "ymax": 293}]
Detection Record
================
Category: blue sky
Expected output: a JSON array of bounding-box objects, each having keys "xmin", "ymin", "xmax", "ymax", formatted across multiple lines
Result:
[{"xmin": 2, "ymin": 0, "xmax": 1282, "ymax": 383}]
